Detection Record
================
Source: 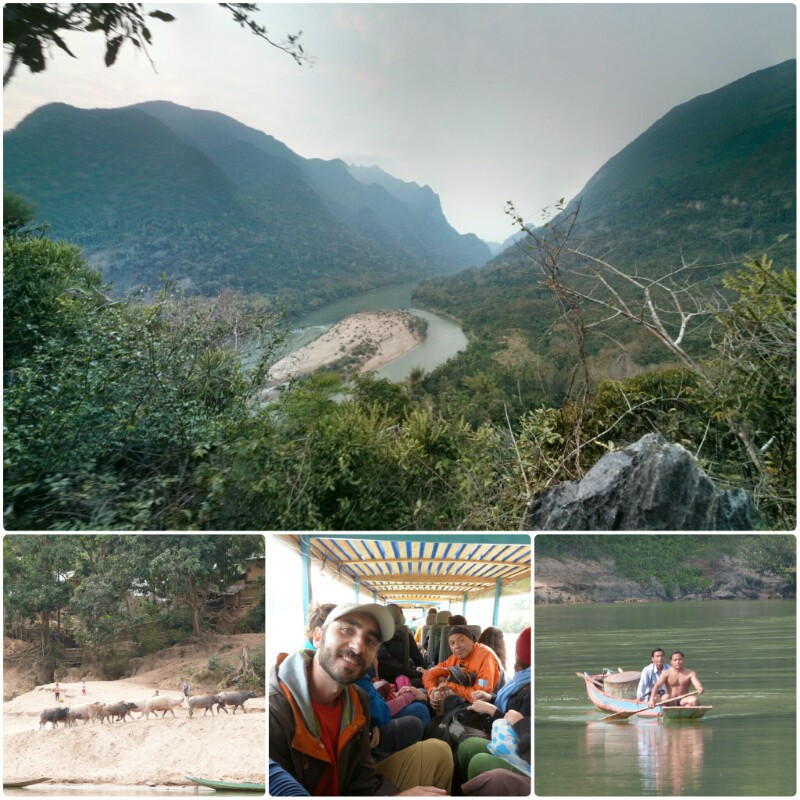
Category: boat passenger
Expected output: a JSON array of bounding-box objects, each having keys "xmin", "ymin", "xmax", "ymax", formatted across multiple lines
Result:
[
  {"xmin": 303, "ymin": 601, "xmax": 431, "ymax": 759},
  {"xmin": 476, "ymin": 626, "xmax": 507, "ymax": 672},
  {"xmin": 648, "ymin": 650, "xmax": 704, "ymax": 707},
  {"xmin": 381, "ymin": 603, "xmax": 427, "ymax": 683},
  {"xmin": 270, "ymin": 601, "xmax": 452, "ymax": 796},
  {"xmin": 269, "ymin": 758, "xmax": 310, "ymax": 796},
  {"xmin": 423, "ymin": 626, "xmax": 502, "ymax": 712},
  {"xmin": 636, "ymin": 647, "xmax": 671, "ymax": 703},
  {"xmin": 468, "ymin": 626, "xmax": 531, "ymax": 718},
  {"xmin": 457, "ymin": 708, "xmax": 530, "ymax": 787}
]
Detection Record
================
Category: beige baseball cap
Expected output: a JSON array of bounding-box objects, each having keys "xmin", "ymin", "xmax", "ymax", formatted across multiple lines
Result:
[{"xmin": 321, "ymin": 603, "xmax": 395, "ymax": 642}]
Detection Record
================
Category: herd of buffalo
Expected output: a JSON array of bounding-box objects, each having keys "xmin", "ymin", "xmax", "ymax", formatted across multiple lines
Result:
[{"xmin": 38, "ymin": 690, "xmax": 258, "ymax": 729}]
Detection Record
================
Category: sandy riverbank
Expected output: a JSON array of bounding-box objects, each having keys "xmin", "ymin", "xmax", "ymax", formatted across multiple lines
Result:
[
  {"xmin": 3, "ymin": 679, "xmax": 264, "ymax": 786},
  {"xmin": 3, "ymin": 634, "xmax": 265, "ymax": 788},
  {"xmin": 269, "ymin": 310, "xmax": 423, "ymax": 381}
]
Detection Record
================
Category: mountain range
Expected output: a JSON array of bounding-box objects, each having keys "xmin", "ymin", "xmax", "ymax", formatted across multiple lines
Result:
[
  {"xmin": 4, "ymin": 61, "xmax": 795, "ymax": 322},
  {"xmin": 4, "ymin": 100, "xmax": 491, "ymax": 313}
]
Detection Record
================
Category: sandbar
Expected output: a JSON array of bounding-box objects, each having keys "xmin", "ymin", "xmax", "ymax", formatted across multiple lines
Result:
[{"xmin": 269, "ymin": 310, "xmax": 423, "ymax": 381}]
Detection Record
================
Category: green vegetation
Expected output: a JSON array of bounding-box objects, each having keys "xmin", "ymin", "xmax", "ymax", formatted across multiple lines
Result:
[
  {"xmin": 535, "ymin": 534, "xmax": 796, "ymax": 596},
  {"xmin": 3, "ymin": 64, "xmax": 795, "ymax": 531},
  {"xmin": 3, "ymin": 218, "xmax": 795, "ymax": 529},
  {"xmin": 3, "ymin": 534, "xmax": 264, "ymax": 681},
  {"xmin": 3, "ymin": 101, "xmax": 488, "ymax": 317},
  {"xmin": 4, "ymin": 229, "xmax": 282, "ymax": 530}
]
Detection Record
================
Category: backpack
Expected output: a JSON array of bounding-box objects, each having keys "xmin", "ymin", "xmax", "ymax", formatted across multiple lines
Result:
[{"xmin": 423, "ymin": 695, "xmax": 492, "ymax": 751}]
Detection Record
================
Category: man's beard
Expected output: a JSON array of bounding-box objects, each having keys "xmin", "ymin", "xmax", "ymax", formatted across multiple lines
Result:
[{"xmin": 318, "ymin": 633, "xmax": 369, "ymax": 685}]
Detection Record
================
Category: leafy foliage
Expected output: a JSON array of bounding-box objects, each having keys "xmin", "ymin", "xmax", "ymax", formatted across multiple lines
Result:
[
  {"xmin": 4, "ymin": 235, "xmax": 283, "ymax": 530},
  {"xmin": 3, "ymin": 191, "xmax": 35, "ymax": 234},
  {"xmin": 3, "ymin": 3, "xmax": 308, "ymax": 86},
  {"xmin": 741, "ymin": 535, "xmax": 797, "ymax": 596}
]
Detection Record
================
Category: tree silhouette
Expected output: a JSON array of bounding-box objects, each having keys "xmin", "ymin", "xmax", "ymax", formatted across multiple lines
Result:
[{"xmin": 3, "ymin": 3, "xmax": 309, "ymax": 87}]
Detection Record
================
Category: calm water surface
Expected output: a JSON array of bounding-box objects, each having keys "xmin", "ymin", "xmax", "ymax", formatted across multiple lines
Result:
[
  {"xmin": 284, "ymin": 281, "xmax": 467, "ymax": 381},
  {"xmin": 535, "ymin": 600, "xmax": 796, "ymax": 796}
]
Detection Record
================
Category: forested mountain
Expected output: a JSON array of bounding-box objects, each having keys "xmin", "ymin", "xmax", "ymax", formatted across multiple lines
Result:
[
  {"xmin": 415, "ymin": 60, "xmax": 796, "ymax": 419},
  {"xmin": 3, "ymin": 101, "xmax": 491, "ymax": 313},
  {"xmin": 499, "ymin": 59, "xmax": 796, "ymax": 268}
]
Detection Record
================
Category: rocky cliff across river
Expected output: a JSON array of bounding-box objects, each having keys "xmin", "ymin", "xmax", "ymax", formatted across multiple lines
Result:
[{"xmin": 535, "ymin": 552, "xmax": 786, "ymax": 604}]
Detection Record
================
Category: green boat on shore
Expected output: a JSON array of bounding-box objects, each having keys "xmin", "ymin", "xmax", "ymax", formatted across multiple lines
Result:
[
  {"xmin": 2, "ymin": 778, "xmax": 51, "ymax": 788},
  {"xmin": 186, "ymin": 776, "xmax": 265, "ymax": 793}
]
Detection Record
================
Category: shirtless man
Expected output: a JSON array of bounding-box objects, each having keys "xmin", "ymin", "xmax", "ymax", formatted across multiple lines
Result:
[{"xmin": 648, "ymin": 651, "xmax": 704, "ymax": 707}]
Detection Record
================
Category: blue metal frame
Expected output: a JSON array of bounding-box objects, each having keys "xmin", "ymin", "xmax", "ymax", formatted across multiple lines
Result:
[{"xmin": 298, "ymin": 534, "xmax": 530, "ymax": 626}]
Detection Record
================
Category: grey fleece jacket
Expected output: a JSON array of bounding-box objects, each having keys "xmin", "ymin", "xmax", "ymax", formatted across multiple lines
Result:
[{"xmin": 269, "ymin": 649, "xmax": 398, "ymax": 795}]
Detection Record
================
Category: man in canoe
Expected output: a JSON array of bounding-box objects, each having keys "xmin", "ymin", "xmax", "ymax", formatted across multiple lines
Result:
[
  {"xmin": 647, "ymin": 651, "xmax": 704, "ymax": 707},
  {"xmin": 636, "ymin": 648, "xmax": 670, "ymax": 703}
]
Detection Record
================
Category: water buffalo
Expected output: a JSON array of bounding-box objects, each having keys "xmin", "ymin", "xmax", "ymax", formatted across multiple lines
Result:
[
  {"xmin": 102, "ymin": 701, "xmax": 137, "ymax": 723},
  {"xmin": 144, "ymin": 695, "xmax": 185, "ymax": 719},
  {"xmin": 124, "ymin": 698, "xmax": 151, "ymax": 720},
  {"xmin": 67, "ymin": 702, "xmax": 105, "ymax": 725},
  {"xmin": 39, "ymin": 706, "xmax": 70, "ymax": 729},
  {"xmin": 188, "ymin": 694, "xmax": 222, "ymax": 717},
  {"xmin": 216, "ymin": 690, "xmax": 258, "ymax": 714}
]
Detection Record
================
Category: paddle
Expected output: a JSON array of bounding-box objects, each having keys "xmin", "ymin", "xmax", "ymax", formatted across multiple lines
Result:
[{"xmin": 599, "ymin": 690, "xmax": 699, "ymax": 722}]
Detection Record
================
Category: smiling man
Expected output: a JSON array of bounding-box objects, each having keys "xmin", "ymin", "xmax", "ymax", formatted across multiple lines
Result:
[
  {"xmin": 422, "ymin": 625, "xmax": 501, "ymax": 712},
  {"xmin": 648, "ymin": 650, "xmax": 705, "ymax": 708},
  {"xmin": 269, "ymin": 602, "xmax": 453, "ymax": 796}
]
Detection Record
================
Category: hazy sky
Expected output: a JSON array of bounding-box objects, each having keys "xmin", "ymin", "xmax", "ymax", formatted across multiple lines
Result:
[{"xmin": 3, "ymin": 3, "xmax": 796, "ymax": 242}]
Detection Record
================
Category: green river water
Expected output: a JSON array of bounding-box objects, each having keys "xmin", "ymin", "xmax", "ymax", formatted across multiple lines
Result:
[
  {"xmin": 535, "ymin": 600, "xmax": 796, "ymax": 796},
  {"xmin": 285, "ymin": 281, "xmax": 468, "ymax": 382}
]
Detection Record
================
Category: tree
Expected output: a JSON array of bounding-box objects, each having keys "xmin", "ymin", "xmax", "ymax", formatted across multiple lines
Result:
[
  {"xmin": 742, "ymin": 535, "xmax": 796, "ymax": 596},
  {"xmin": 3, "ymin": 190, "xmax": 35, "ymax": 233},
  {"xmin": 141, "ymin": 535, "xmax": 264, "ymax": 638},
  {"xmin": 4, "ymin": 233, "xmax": 285, "ymax": 530},
  {"xmin": 3, "ymin": 535, "xmax": 80, "ymax": 678},
  {"xmin": 507, "ymin": 201, "xmax": 796, "ymax": 528},
  {"xmin": 3, "ymin": 3, "xmax": 310, "ymax": 87}
]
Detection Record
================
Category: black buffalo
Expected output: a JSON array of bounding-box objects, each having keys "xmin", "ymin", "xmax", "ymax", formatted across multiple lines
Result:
[
  {"xmin": 216, "ymin": 690, "xmax": 258, "ymax": 714},
  {"xmin": 39, "ymin": 706, "xmax": 70, "ymax": 729}
]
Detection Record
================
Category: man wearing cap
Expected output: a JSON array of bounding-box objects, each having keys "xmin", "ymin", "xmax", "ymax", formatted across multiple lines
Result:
[
  {"xmin": 422, "ymin": 625, "xmax": 502, "ymax": 712},
  {"xmin": 269, "ymin": 602, "xmax": 453, "ymax": 796}
]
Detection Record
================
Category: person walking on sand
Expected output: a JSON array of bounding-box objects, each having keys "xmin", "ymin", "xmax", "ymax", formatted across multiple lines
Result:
[
  {"xmin": 82, "ymin": 680, "xmax": 86, "ymax": 696},
  {"xmin": 54, "ymin": 682, "xmax": 61, "ymax": 702},
  {"xmin": 181, "ymin": 679, "xmax": 190, "ymax": 699}
]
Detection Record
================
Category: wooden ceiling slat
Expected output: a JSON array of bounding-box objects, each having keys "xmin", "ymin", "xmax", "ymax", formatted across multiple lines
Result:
[
  {"xmin": 361, "ymin": 574, "xmax": 495, "ymax": 585},
  {"xmin": 301, "ymin": 537, "xmax": 529, "ymax": 605}
]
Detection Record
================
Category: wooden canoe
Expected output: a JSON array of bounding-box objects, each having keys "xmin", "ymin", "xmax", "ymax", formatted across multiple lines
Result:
[
  {"xmin": 578, "ymin": 671, "xmax": 712, "ymax": 720},
  {"xmin": 2, "ymin": 778, "xmax": 50, "ymax": 788},
  {"xmin": 185, "ymin": 775, "xmax": 265, "ymax": 793},
  {"xmin": 661, "ymin": 704, "xmax": 713, "ymax": 721}
]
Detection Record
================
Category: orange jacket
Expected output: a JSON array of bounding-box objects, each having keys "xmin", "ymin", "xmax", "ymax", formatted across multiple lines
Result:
[{"xmin": 422, "ymin": 642, "xmax": 501, "ymax": 701}]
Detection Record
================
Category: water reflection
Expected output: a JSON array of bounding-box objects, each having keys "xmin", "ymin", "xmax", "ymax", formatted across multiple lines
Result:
[{"xmin": 586, "ymin": 721, "xmax": 711, "ymax": 795}]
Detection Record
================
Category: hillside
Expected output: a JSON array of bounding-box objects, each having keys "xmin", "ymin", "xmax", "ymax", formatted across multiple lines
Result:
[
  {"xmin": 413, "ymin": 60, "xmax": 796, "ymax": 419},
  {"xmin": 3, "ymin": 101, "xmax": 491, "ymax": 314},
  {"xmin": 534, "ymin": 536, "xmax": 795, "ymax": 603},
  {"xmin": 3, "ymin": 633, "xmax": 265, "ymax": 787}
]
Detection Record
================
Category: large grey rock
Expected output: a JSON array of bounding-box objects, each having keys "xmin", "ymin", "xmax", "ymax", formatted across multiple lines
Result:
[{"xmin": 524, "ymin": 433, "xmax": 761, "ymax": 530}]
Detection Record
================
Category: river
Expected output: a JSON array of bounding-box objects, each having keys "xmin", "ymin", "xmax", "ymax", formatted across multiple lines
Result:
[
  {"xmin": 282, "ymin": 281, "xmax": 467, "ymax": 381},
  {"xmin": 535, "ymin": 599, "xmax": 796, "ymax": 796}
]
